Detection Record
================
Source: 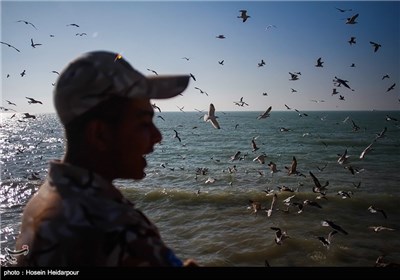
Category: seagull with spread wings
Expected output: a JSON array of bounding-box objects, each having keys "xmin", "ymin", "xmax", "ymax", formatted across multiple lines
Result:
[
  {"xmin": 1, "ymin": 41, "xmax": 20, "ymax": 52},
  {"xmin": 17, "ymin": 20, "xmax": 37, "ymax": 29},
  {"xmin": 370, "ymin": 41, "xmax": 382, "ymax": 53},
  {"xmin": 6, "ymin": 100, "xmax": 17, "ymax": 106},
  {"xmin": 368, "ymin": 206, "xmax": 387, "ymax": 219},
  {"xmin": 30, "ymin": 38, "xmax": 42, "ymax": 48},
  {"xmin": 360, "ymin": 142, "xmax": 374, "ymax": 159},
  {"xmin": 26, "ymin": 97, "xmax": 43, "ymax": 104},
  {"xmin": 386, "ymin": 83, "xmax": 396, "ymax": 92},
  {"xmin": 257, "ymin": 106, "xmax": 272, "ymax": 120},
  {"xmin": 315, "ymin": 57, "xmax": 324, "ymax": 67},
  {"xmin": 194, "ymin": 87, "xmax": 208, "ymax": 96},
  {"xmin": 237, "ymin": 10, "xmax": 251, "ymax": 22},
  {"xmin": 204, "ymin": 103, "xmax": 220, "ymax": 129},
  {"xmin": 346, "ymin": 13, "xmax": 359, "ymax": 24},
  {"xmin": 317, "ymin": 230, "xmax": 338, "ymax": 249},
  {"xmin": 152, "ymin": 103, "xmax": 161, "ymax": 112},
  {"xmin": 348, "ymin": 36, "xmax": 356, "ymax": 45},
  {"xmin": 146, "ymin": 68, "xmax": 158, "ymax": 75}
]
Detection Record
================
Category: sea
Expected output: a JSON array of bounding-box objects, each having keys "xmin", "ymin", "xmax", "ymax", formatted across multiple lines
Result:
[{"xmin": 1, "ymin": 110, "xmax": 399, "ymax": 267}]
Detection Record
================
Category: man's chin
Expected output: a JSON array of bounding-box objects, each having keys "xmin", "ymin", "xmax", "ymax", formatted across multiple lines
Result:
[
  {"xmin": 137, "ymin": 172, "xmax": 146, "ymax": 180},
  {"xmin": 131, "ymin": 170, "xmax": 146, "ymax": 180}
]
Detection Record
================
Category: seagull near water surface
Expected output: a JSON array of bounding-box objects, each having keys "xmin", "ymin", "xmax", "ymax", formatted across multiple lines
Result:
[
  {"xmin": 317, "ymin": 230, "xmax": 338, "ymax": 249},
  {"xmin": 257, "ymin": 106, "xmax": 272, "ymax": 120}
]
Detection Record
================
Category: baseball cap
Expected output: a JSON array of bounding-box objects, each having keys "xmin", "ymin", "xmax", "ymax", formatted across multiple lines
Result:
[{"xmin": 54, "ymin": 50, "xmax": 190, "ymax": 125}]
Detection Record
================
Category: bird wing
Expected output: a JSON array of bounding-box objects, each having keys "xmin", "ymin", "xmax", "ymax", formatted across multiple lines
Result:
[
  {"xmin": 309, "ymin": 171, "xmax": 322, "ymax": 189},
  {"xmin": 208, "ymin": 103, "xmax": 216, "ymax": 117},
  {"xmin": 291, "ymin": 156, "xmax": 297, "ymax": 172},
  {"xmin": 210, "ymin": 118, "xmax": 220, "ymax": 129},
  {"xmin": 327, "ymin": 230, "xmax": 338, "ymax": 242}
]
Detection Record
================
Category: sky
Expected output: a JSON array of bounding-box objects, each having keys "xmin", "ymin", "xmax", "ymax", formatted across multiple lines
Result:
[{"xmin": 1, "ymin": 0, "xmax": 399, "ymax": 115}]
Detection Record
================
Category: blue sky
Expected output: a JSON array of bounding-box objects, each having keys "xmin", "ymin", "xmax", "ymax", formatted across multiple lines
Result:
[{"xmin": 1, "ymin": 0, "xmax": 399, "ymax": 115}]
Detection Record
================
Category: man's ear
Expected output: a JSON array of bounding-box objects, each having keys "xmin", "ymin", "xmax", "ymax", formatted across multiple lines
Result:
[{"xmin": 85, "ymin": 120, "xmax": 113, "ymax": 151}]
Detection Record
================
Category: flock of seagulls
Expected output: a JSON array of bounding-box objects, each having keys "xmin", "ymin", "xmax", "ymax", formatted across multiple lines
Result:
[
  {"xmin": 2, "ymin": 18, "xmax": 93, "ymax": 118},
  {"xmin": 2, "ymin": 6, "xmax": 398, "ymax": 118}
]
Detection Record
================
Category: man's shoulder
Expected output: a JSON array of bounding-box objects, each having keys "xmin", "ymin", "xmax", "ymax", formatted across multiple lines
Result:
[{"xmin": 23, "ymin": 181, "xmax": 62, "ymax": 218}]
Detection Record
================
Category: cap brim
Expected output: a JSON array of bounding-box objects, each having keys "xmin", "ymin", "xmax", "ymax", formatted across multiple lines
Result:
[{"xmin": 146, "ymin": 75, "xmax": 190, "ymax": 99}]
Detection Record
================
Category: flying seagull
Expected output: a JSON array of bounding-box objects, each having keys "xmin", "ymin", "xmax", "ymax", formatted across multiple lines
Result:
[
  {"xmin": 317, "ymin": 230, "xmax": 338, "ymax": 249},
  {"xmin": 309, "ymin": 171, "xmax": 329, "ymax": 194},
  {"xmin": 173, "ymin": 129, "xmax": 182, "ymax": 143},
  {"xmin": 336, "ymin": 7, "xmax": 352, "ymax": 12},
  {"xmin": 334, "ymin": 76, "xmax": 354, "ymax": 91},
  {"xmin": 345, "ymin": 13, "xmax": 359, "ymax": 24},
  {"xmin": 270, "ymin": 227, "xmax": 290, "ymax": 245},
  {"xmin": 368, "ymin": 205, "xmax": 387, "ymax": 219},
  {"xmin": 237, "ymin": 10, "xmax": 251, "ymax": 22},
  {"xmin": 258, "ymin": 59, "xmax": 266, "ymax": 67},
  {"xmin": 257, "ymin": 106, "xmax": 272, "ymax": 120},
  {"xmin": 360, "ymin": 142, "xmax": 374, "ymax": 159},
  {"xmin": 17, "ymin": 20, "xmax": 37, "ymax": 29},
  {"xmin": 266, "ymin": 24, "xmax": 277, "ymax": 30},
  {"xmin": 369, "ymin": 226, "xmax": 395, "ymax": 232},
  {"xmin": 23, "ymin": 113, "xmax": 36, "ymax": 119},
  {"xmin": 194, "ymin": 87, "xmax": 208, "ymax": 96},
  {"xmin": 369, "ymin": 41, "xmax": 382, "ymax": 53},
  {"xmin": 386, "ymin": 83, "xmax": 396, "ymax": 92},
  {"xmin": 30, "ymin": 38, "xmax": 42, "ymax": 48},
  {"xmin": 1, "ymin": 41, "xmax": 20, "ymax": 52},
  {"xmin": 204, "ymin": 103, "xmax": 220, "ymax": 129},
  {"xmin": 26, "ymin": 97, "xmax": 43, "ymax": 104},
  {"xmin": 152, "ymin": 103, "xmax": 161, "ymax": 112},
  {"xmin": 146, "ymin": 68, "xmax": 158, "ymax": 75},
  {"xmin": 6, "ymin": 100, "xmax": 17, "ymax": 106},
  {"xmin": 321, "ymin": 220, "xmax": 348, "ymax": 235},
  {"xmin": 348, "ymin": 37, "xmax": 356, "ymax": 45},
  {"xmin": 315, "ymin": 57, "xmax": 324, "ymax": 67},
  {"xmin": 289, "ymin": 72, "xmax": 299, "ymax": 81}
]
